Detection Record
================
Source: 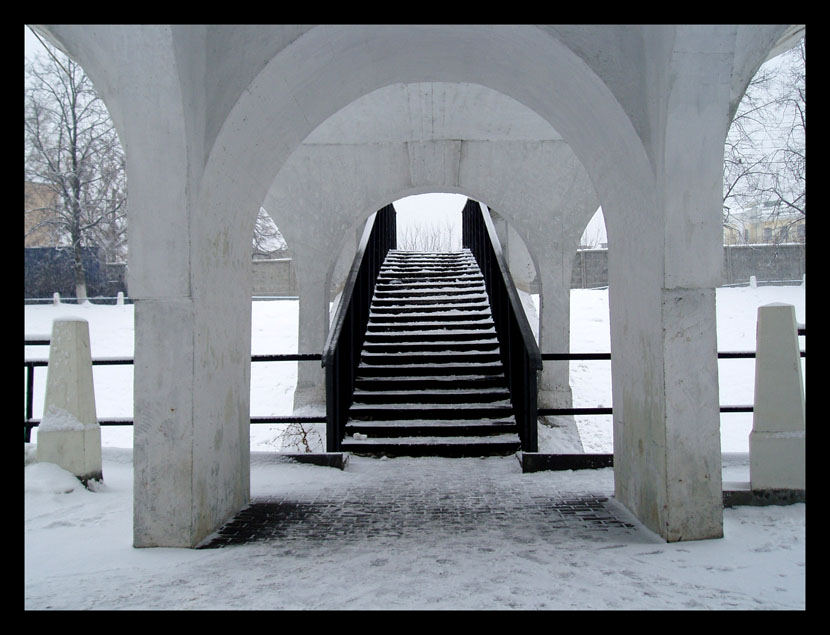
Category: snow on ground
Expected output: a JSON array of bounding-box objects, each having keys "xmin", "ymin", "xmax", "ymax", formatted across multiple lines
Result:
[{"xmin": 24, "ymin": 284, "xmax": 806, "ymax": 610}]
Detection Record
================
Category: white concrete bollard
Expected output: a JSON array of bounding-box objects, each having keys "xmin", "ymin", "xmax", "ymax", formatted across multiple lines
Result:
[
  {"xmin": 749, "ymin": 275, "xmax": 757, "ymax": 288},
  {"xmin": 52, "ymin": 292, "xmax": 61, "ymax": 305},
  {"xmin": 749, "ymin": 303, "xmax": 805, "ymax": 490},
  {"xmin": 36, "ymin": 318, "xmax": 103, "ymax": 486},
  {"xmin": 116, "ymin": 291, "xmax": 125, "ymax": 305}
]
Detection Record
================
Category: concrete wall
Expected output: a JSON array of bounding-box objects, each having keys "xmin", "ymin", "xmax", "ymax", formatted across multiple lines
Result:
[
  {"xmin": 570, "ymin": 249, "xmax": 610, "ymax": 289},
  {"xmin": 570, "ymin": 244, "xmax": 806, "ymax": 289},
  {"xmin": 24, "ymin": 247, "xmax": 127, "ymax": 299},
  {"xmin": 722, "ymin": 244, "xmax": 806, "ymax": 285},
  {"xmin": 251, "ymin": 258, "xmax": 296, "ymax": 296}
]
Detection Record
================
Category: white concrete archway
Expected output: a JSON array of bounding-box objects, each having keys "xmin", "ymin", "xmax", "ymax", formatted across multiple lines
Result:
[{"xmin": 31, "ymin": 24, "xmax": 800, "ymax": 546}]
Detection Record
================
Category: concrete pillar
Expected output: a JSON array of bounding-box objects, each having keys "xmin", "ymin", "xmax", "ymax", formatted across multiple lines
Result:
[
  {"xmin": 292, "ymin": 260, "xmax": 329, "ymax": 414},
  {"xmin": 36, "ymin": 318, "xmax": 103, "ymax": 486},
  {"xmin": 749, "ymin": 303, "xmax": 805, "ymax": 490},
  {"xmin": 132, "ymin": 298, "xmax": 195, "ymax": 546}
]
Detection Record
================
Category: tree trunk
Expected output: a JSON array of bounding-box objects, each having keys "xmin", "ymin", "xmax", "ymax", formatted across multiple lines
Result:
[{"xmin": 72, "ymin": 240, "xmax": 88, "ymax": 302}]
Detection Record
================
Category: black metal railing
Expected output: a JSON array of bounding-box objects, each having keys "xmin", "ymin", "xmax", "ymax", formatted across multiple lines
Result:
[
  {"xmin": 23, "ymin": 341, "xmax": 325, "ymax": 443},
  {"xmin": 461, "ymin": 199, "xmax": 543, "ymax": 451},
  {"xmin": 538, "ymin": 328, "xmax": 805, "ymax": 417},
  {"xmin": 23, "ymin": 254, "xmax": 805, "ymax": 448},
  {"xmin": 321, "ymin": 205, "xmax": 397, "ymax": 451}
]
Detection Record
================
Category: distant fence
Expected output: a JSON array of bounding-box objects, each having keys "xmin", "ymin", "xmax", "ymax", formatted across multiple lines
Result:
[
  {"xmin": 24, "ymin": 247, "xmax": 126, "ymax": 299},
  {"xmin": 571, "ymin": 243, "xmax": 806, "ymax": 289},
  {"xmin": 25, "ymin": 254, "xmax": 297, "ymax": 301}
]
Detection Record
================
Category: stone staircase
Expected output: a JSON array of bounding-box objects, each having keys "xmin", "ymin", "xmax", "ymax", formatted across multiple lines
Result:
[{"xmin": 341, "ymin": 249, "xmax": 521, "ymax": 457}]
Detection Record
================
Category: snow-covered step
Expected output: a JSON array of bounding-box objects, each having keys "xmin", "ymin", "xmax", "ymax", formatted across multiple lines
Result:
[
  {"xmin": 364, "ymin": 330, "xmax": 497, "ymax": 343},
  {"xmin": 361, "ymin": 340, "xmax": 499, "ymax": 354},
  {"xmin": 368, "ymin": 311, "xmax": 494, "ymax": 322},
  {"xmin": 344, "ymin": 248, "xmax": 518, "ymax": 457},
  {"xmin": 352, "ymin": 388, "xmax": 510, "ymax": 405},
  {"xmin": 354, "ymin": 375, "xmax": 508, "ymax": 391},
  {"xmin": 373, "ymin": 285, "xmax": 487, "ymax": 294},
  {"xmin": 348, "ymin": 405, "xmax": 514, "ymax": 421},
  {"xmin": 366, "ymin": 321, "xmax": 494, "ymax": 332},
  {"xmin": 340, "ymin": 434, "xmax": 522, "ymax": 458},
  {"xmin": 360, "ymin": 350, "xmax": 502, "ymax": 366},
  {"xmin": 356, "ymin": 363, "xmax": 504, "ymax": 378},
  {"xmin": 369, "ymin": 298, "xmax": 489, "ymax": 308},
  {"xmin": 372, "ymin": 294, "xmax": 488, "ymax": 304},
  {"xmin": 375, "ymin": 281, "xmax": 485, "ymax": 289}
]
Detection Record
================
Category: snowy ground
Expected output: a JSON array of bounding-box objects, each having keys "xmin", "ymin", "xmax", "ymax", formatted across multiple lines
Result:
[{"xmin": 24, "ymin": 284, "xmax": 806, "ymax": 610}]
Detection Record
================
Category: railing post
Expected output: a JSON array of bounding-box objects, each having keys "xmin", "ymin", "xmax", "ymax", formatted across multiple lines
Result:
[
  {"xmin": 322, "ymin": 204, "xmax": 396, "ymax": 452},
  {"xmin": 25, "ymin": 364, "xmax": 35, "ymax": 442},
  {"xmin": 462, "ymin": 199, "xmax": 541, "ymax": 452}
]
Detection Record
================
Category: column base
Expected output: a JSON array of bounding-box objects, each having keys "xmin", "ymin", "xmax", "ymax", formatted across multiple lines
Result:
[{"xmin": 750, "ymin": 430, "xmax": 806, "ymax": 490}]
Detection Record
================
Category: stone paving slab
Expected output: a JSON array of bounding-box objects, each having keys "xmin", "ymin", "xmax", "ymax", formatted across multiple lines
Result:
[{"xmin": 199, "ymin": 455, "xmax": 639, "ymax": 548}]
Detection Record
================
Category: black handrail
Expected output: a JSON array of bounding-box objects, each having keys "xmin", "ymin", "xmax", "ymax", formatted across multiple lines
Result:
[
  {"xmin": 539, "ymin": 336, "xmax": 806, "ymax": 417},
  {"xmin": 22, "ymin": 292, "xmax": 806, "ymax": 444},
  {"xmin": 23, "ymin": 348, "xmax": 326, "ymax": 442},
  {"xmin": 321, "ymin": 205, "xmax": 396, "ymax": 451},
  {"xmin": 461, "ymin": 199, "xmax": 542, "ymax": 451}
]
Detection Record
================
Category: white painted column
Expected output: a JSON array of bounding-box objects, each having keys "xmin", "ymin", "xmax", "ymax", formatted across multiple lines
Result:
[
  {"xmin": 293, "ymin": 270, "xmax": 328, "ymax": 414},
  {"xmin": 36, "ymin": 318, "xmax": 103, "ymax": 485},
  {"xmin": 750, "ymin": 303, "xmax": 805, "ymax": 490}
]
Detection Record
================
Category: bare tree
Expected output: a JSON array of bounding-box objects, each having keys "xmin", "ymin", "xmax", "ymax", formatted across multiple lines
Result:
[
  {"xmin": 24, "ymin": 34, "xmax": 127, "ymax": 300},
  {"xmin": 398, "ymin": 217, "xmax": 460, "ymax": 251},
  {"xmin": 723, "ymin": 38, "xmax": 805, "ymax": 244},
  {"xmin": 252, "ymin": 207, "xmax": 288, "ymax": 259}
]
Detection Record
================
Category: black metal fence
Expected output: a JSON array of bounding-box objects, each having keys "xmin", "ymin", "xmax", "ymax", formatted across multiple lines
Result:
[
  {"xmin": 24, "ymin": 334, "xmax": 805, "ymax": 443},
  {"xmin": 462, "ymin": 199, "xmax": 543, "ymax": 451},
  {"xmin": 24, "ymin": 200, "xmax": 805, "ymax": 448},
  {"xmin": 537, "ymin": 331, "xmax": 805, "ymax": 418},
  {"xmin": 321, "ymin": 205, "xmax": 397, "ymax": 452},
  {"xmin": 23, "ymin": 348, "xmax": 325, "ymax": 443}
]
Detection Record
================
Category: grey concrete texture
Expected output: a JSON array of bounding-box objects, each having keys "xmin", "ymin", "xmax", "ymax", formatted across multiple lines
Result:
[{"xmin": 32, "ymin": 24, "xmax": 804, "ymax": 547}]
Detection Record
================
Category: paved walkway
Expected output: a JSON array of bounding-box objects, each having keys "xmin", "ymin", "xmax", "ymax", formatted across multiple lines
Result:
[{"xmin": 199, "ymin": 454, "xmax": 640, "ymax": 548}]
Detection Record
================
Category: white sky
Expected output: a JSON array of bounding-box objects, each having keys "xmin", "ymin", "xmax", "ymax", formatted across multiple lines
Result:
[{"xmin": 24, "ymin": 25, "xmax": 48, "ymax": 60}]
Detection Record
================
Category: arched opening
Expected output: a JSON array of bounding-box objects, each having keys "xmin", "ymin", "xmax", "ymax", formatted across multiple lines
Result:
[
  {"xmin": 24, "ymin": 26, "xmax": 135, "ymax": 450},
  {"xmin": 27, "ymin": 25, "xmax": 798, "ymax": 547},
  {"xmin": 24, "ymin": 27, "xmax": 129, "ymax": 304},
  {"xmin": 568, "ymin": 206, "xmax": 612, "ymax": 453},
  {"xmin": 394, "ymin": 192, "xmax": 464, "ymax": 252},
  {"xmin": 718, "ymin": 39, "xmax": 806, "ymax": 454}
]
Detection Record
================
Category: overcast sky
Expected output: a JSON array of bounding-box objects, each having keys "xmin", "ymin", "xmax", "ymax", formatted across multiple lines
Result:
[{"xmin": 24, "ymin": 26, "xmax": 47, "ymax": 60}]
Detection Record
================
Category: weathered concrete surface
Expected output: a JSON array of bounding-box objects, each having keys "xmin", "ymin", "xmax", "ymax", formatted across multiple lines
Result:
[
  {"xmin": 251, "ymin": 259, "xmax": 295, "ymax": 297},
  {"xmin": 36, "ymin": 318, "xmax": 103, "ymax": 485},
  {"xmin": 34, "ymin": 24, "xmax": 803, "ymax": 546},
  {"xmin": 750, "ymin": 303, "xmax": 806, "ymax": 490}
]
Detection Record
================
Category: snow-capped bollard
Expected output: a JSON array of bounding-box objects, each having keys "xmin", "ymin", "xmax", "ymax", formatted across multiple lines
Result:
[
  {"xmin": 749, "ymin": 303, "xmax": 805, "ymax": 491},
  {"xmin": 116, "ymin": 291, "xmax": 124, "ymax": 305},
  {"xmin": 749, "ymin": 275, "xmax": 757, "ymax": 289},
  {"xmin": 52, "ymin": 292, "xmax": 61, "ymax": 305},
  {"xmin": 36, "ymin": 318, "xmax": 103, "ymax": 486}
]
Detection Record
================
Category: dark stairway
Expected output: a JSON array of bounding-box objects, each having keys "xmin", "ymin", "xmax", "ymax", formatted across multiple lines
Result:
[{"xmin": 341, "ymin": 249, "xmax": 522, "ymax": 457}]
